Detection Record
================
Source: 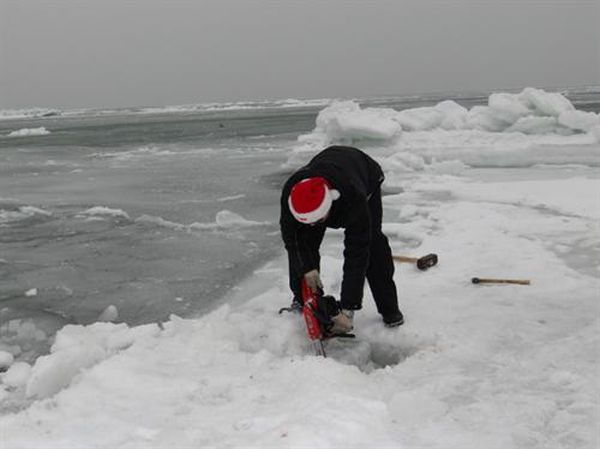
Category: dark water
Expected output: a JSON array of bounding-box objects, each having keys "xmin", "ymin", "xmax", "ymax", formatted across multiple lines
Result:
[{"xmin": 0, "ymin": 110, "xmax": 313, "ymax": 361}]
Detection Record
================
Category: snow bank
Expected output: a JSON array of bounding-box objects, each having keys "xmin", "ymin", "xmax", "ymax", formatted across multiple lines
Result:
[
  {"xmin": 1, "ymin": 166, "xmax": 597, "ymax": 447},
  {"xmin": 2, "ymin": 362, "xmax": 32, "ymax": 388},
  {"xmin": 288, "ymin": 90, "xmax": 599, "ymax": 171},
  {"xmin": 421, "ymin": 176, "xmax": 600, "ymax": 220},
  {"xmin": 291, "ymin": 128, "xmax": 599, "ymax": 173},
  {"xmin": 25, "ymin": 322, "xmax": 160, "ymax": 398},
  {"xmin": 558, "ymin": 110, "xmax": 600, "ymax": 132},
  {"xmin": 309, "ymin": 100, "xmax": 402, "ymax": 143},
  {"xmin": 298, "ymin": 88, "xmax": 599, "ymax": 149},
  {"xmin": 6, "ymin": 127, "xmax": 51, "ymax": 137}
]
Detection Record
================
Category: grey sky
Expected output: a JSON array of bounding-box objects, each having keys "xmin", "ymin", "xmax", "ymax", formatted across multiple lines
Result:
[{"xmin": 1, "ymin": 0, "xmax": 599, "ymax": 109}]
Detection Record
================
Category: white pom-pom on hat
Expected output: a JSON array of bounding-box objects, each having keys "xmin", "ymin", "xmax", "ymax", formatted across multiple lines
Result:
[{"xmin": 288, "ymin": 177, "xmax": 340, "ymax": 224}]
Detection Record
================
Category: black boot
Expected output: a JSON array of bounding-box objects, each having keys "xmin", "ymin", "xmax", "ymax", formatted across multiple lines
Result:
[{"xmin": 382, "ymin": 310, "xmax": 404, "ymax": 327}]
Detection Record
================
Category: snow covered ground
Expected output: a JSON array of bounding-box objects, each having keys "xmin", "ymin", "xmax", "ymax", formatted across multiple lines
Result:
[{"xmin": 1, "ymin": 88, "xmax": 598, "ymax": 448}]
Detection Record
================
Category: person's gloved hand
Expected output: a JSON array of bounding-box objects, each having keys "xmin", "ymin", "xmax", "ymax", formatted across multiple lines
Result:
[
  {"xmin": 330, "ymin": 310, "xmax": 354, "ymax": 334},
  {"xmin": 303, "ymin": 269, "xmax": 323, "ymax": 293}
]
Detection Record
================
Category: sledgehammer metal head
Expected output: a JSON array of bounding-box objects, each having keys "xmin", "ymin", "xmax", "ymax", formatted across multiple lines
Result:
[
  {"xmin": 416, "ymin": 253, "xmax": 438, "ymax": 270},
  {"xmin": 393, "ymin": 253, "xmax": 438, "ymax": 270}
]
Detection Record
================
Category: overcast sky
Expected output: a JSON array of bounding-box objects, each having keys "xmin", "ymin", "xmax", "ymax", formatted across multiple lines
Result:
[{"xmin": 1, "ymin": 0, "xmax": 599, "ymax": 109}]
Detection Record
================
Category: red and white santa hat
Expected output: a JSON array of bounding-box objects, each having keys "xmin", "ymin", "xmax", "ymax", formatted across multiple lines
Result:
[{"xmin": 288, "ymin": 177, "xmax": 340, "ymax": 224}]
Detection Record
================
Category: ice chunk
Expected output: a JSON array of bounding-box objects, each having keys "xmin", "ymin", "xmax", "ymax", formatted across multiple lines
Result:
[
  {"xmin": 381, "ymin": 152, "xmax": 426, "ymax": 172},
  {"xmin": 294, "ymin": 88, "xmax": 591, "ymax": 153},
  {"xmin": 7, "ymin": 127, "xmax": 50, "ymax": 137},
  {"xmin": 0, "ymin": 351, "xmax": 14, "ymax": 370},
  {"xmin": 519, "ymin": 87, "xmax": 574, "ymax": 116},
  {"xmin": 214, "ymin": 210, "xmax": 268, "ymax": 228},
  {"xmin": 394, "ymin": 107, "xmax": 443, "ymax": 131},
  {"xmin": 26, "ymin": 344, "xmax": 106, "ymax": 398},
  {"xmin": 488, "ymin": 92, "xmax": 532, "ymax": 124},
  {"xmin": 314, "ymin": 101, "xmax": 401, "ymax": 142},
  {"xmin": 81, "ymin": 206, "xmax": 131, "ymax": 220},
  {"xmin": 506, "ymin": 116, "xmax": 566, "ymax": 135},
  {"xmin": 434, "ymin": 100, "xmax": 469, "ymax": 130},
  {"xmin": 335, "ymin": 109, "xmax": 400, "ymax": 139},
  {"xmin": 466, "ymin": 106, "xmax": 511, "ymax": 132},
  {"xmin": 0, "ymin": 206, "xmax": 51, "ymax": 225},
  {"xmin": 19, "ymin": 206, "xmax": 51, "ymax": 216},
  {"xmin": 2, "ymin": 362, "xmax": 32, "ymax": 387},
  {"xmin": 26, "ymin": 322, "xmax": 159, "ymax": 398},
  {"xmin": 135, "ymin": 214, "xmax": 187, "ymax": 231},
  {"xmin": 97, "ymin": 305, "xmax": 119, "ymax": 323},
  {"xmin": 558, "ymin": 110, "xmax": 600, "ymax": 132}
]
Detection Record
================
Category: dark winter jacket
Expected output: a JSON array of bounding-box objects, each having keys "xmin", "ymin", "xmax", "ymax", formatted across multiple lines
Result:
[{"xmin": 280, "ymin": 146, "xmax": 384, "ymax": 308}]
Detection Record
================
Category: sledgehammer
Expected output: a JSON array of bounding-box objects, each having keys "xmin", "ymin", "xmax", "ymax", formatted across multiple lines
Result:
[
  {"xmin": 471, "ymin": 277, "xmax": 531, "ymax": 285},
  {"xmin": 393, "ymin": 253, "xmax": 438, "ymax": 271}
]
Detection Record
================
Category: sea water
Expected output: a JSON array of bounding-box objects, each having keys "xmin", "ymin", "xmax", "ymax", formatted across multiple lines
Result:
[{"xmin": 0, "ymin": 105, "xmax": 324, "ymax": 360}]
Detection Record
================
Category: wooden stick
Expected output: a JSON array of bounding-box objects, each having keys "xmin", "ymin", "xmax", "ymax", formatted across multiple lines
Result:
[
  {"xmin": 472, "ymin": 277, "xmax": 531, "ymax": 285},
  {"xmin": 393, "ymin": 255, "xmax": 418, "ymax": 263}
]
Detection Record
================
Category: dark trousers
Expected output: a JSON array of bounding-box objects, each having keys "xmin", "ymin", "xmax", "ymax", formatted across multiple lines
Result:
[{"xmin": 288, "ymin": 185, "xmax": 400, "ymax": 316}]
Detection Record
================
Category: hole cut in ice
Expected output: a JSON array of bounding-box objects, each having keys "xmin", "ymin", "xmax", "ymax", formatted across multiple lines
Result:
[{"xmin": 324, "ymin": 338, "xmax": 422, "ymax": 373}]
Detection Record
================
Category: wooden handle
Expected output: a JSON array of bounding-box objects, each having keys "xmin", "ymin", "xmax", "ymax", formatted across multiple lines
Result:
[
  {"xmin": 393, "ymin": 255, "xmax": 418, "ymax": 263},
  {"xmin": 472, "ymin": 277, "xmax": 531, "ymax": 285}
]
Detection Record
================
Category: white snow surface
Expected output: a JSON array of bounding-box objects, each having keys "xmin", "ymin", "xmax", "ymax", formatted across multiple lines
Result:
[
  {"xmin": 2, "ymin": 363, "xmax": 32, "ymax": 388},
  {"xmin": 1, "ymin": 88, "xmax": 598, "ymax": 448}
]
